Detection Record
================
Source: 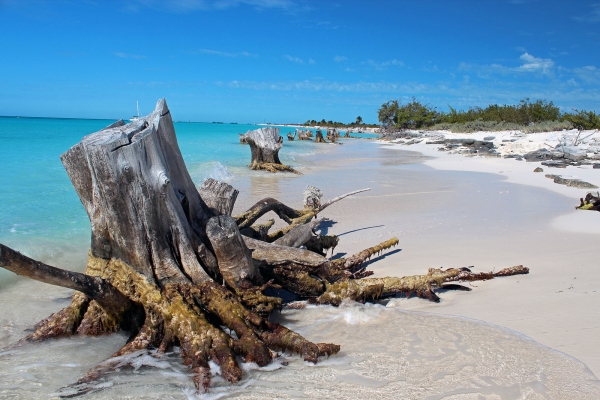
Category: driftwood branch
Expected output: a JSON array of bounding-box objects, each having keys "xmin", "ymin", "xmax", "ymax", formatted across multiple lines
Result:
[{"xmin": 0, "ymin": 244, "xmax": 132, "ymax": 315}]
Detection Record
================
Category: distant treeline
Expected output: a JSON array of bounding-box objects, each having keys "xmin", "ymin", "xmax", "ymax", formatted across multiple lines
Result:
[
  {"xmin": 303, "ymin": 116, "xmax": 379, "ymax": 128},
  {"xmin": 378, "ymin": 98, "xmax": 600, "ymax": 133}
]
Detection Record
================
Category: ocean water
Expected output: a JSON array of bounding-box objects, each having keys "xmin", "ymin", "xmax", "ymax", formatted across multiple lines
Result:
[
  {"xmin": 1, "ymin": 117, "xmax": 599, "ymax": 398},
  {"xmin": 0, "ymin": 117, "xmax": 332, "ymax": 278}
]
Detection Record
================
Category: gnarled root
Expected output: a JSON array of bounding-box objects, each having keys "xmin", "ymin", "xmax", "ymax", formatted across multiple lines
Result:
[
  {"xmin": 332, "ymin": 237, "xmax": 399, "ymax": 272},
  {"xmin": 250, "ymin": 161, "xmax": 299, "ymax": 174},
  {"xmin": 576, "ymin": 191, "xmax": 600, "ymax": 211},
  {"xmin": 26, "ymin": 292, "xmax": 90, "ymax": 341},
  {"xmin": 42, "ymin": 253, "xmax": 338, "ymax": 393},
  {"xmin": 260, "ymin": 321, "xmax": 339, "ymax": 363},
  {"xmin": 235, "ymin": 280, "xmax": 283, "ymax": 314},
  {"xmin": 314, "ymin": 265, "xmax": 529, "ymax": 306}
]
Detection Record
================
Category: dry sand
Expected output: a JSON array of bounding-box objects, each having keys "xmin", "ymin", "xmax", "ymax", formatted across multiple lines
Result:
[{"xmin": 232, "ymin": 137, "xmax": 600, "ymax": 377}]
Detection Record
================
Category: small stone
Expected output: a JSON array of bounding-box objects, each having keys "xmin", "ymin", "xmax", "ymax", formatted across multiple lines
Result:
[
  {"xmin": 534, "ymin": 167, "xmax": 544, "ymax": 172},
  {"xmin": 594, "ymin": 164, "xmax": 600, "ymax": 169},
  {"xmin": 484, "ymin": 136, "xmax": 495, "ymax": 140}
]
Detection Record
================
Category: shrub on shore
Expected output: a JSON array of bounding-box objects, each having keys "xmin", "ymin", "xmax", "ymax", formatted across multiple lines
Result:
[{"xmin": 378, "ymin": 98, "xmax": 599, "ymax": 132}]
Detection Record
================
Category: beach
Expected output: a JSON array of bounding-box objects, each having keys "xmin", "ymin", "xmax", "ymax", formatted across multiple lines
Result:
[{"xmin": 1, "ymin": 123, "xmax": 600, "ymax": 398}]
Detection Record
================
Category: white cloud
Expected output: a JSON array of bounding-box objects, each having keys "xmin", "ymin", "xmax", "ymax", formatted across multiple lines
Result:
[
  {"xmin": 573, "ymin": 65, "xmax": 600, "ymax": 84},
  {"xmin": 573, "ymin": 3, "xmax": 600, "ymax": 22},
  {"xmin": 459, "ymin": 53, "xmax": 554, "ymax": 77},
  {"xmin": 126, "ymin": 0, "xmax": 294, "ymax": 13},
  {"xmin": 192, "ymin": 48, "xmax": 258, "ymax": 57},
  {"xmin": 308, "ymin": 58, "xmax": 316, "ymax": 64},
  {"xmin": 114, "ymin": 52, "xmax": 146, "ymax": 59},
  {"xmin": 334, "ymin": 55, "xmax": 347, "ymax": 62},
  {"xmin": 362, "ymin": 59, "xmax": 404, "ymax": 70},
  {"xmin": 222, "ymin": 79, "xmax": 432, "ymax": 93},
  {"xmin": 516, "ymin": 52, "xmax": 554, "ymax": 74},
  {"xmin": 284, "ymin": 55, "xmax": 305, "ymax": 64}
]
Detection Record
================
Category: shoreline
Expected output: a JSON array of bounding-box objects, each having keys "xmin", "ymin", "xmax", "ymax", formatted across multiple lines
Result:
[{"xmin": 234, "ymin": 136, "xmax": 600, "ymax": 377}]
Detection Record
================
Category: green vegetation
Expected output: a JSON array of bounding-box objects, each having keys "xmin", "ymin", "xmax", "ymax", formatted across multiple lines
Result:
[
  {"xmin": 303, "ymin": 116, "xmax": 378, "ymax": 128},
  {"xmin": 377, "ymin": 98, "xmax": 600, "ymax": 133}
]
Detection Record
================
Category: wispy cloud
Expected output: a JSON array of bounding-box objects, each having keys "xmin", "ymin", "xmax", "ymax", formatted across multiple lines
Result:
[
  {"xmin": 459, "ymin": 52, "xmax": 554, "ymax": 77},
  {"xmin": 191, "ymin": 48, "xmax": 258, "ymax": 57},
  {"xmin": 125, "ymin": 0, "xmax": 295, "ymax": 13},
  {"xmin": 316, "ymin": 20, "xmax": 338, "ymax": 29},
  {"xmin": 573, "ymin": 3, "xmax": 600, "ymax": 22},
  {"xmin": 114, "ymin": 52, "xmax": 146, "ymax": 59},
  {"xmin": 284, "ymin": 55, "xmax": 314, "ymax": 64},
  {"xmin": 223, "ymin": 79, "xmax": 430, "ymax": 93},
  {"xmin": 334, "ymin": 55, "xmax": 347, "ymax": 62},
  {"xmin": 362, "ymin": 59, "xmax": 403, "ymax": 70},
  {"xmin": 573, "ymin": 65, "xmax": 600, "ymax": 84}
]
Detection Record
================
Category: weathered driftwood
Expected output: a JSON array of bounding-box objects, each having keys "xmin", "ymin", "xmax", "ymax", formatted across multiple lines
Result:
[
  {"xmin": 297, "ymin": 129, "xmax": 312, "ymax": 140},
  {"xmin": 0, "ymin": 98, "xmax": 529, "ymax": 395},
  {"xmin": 245, "ymin": 127, "xmax": 298, "ymax": 173},
  {"xmin": 326, "ymin": 128, "xmax": 340, "ymax": 142},
  {"xmin": 287, "ymin": 132, "xmax": 296, "ymax": 141},
  {"xmin": 198, "ymin": 178, "xmax": 238, "ymax": 216},
  {"xmin": 577, "ymin": 191, "xmax": 600, "ymax": 211},
  {"xmin": 315, "ymin": 129, "xmax": 327, "ymax": 143}
]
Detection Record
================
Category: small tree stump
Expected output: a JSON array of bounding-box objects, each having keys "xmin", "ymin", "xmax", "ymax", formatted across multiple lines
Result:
[
  {"xmin": 246, "ymin": 128, "xmax": 298, "ymax": 173},
  {"xmin": 315, "ymin": 130, "xmax": 327, "ymax": 143}
]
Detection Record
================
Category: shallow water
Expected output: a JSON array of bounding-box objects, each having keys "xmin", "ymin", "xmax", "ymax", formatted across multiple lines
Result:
[{"xmin": 1, "ymin": 279, "xmax": 598, "ymax": 399}]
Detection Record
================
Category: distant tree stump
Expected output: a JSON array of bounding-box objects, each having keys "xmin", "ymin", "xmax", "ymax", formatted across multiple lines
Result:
[
  {"xmin": 245, "ymin": 128, "xmax": 298, "ymax": 173},
  {"xmin": 315, "ymin": 130, "xmax": 327, "ymax": 143},
  {"xmin": 297, "ymin": 129, "xmax": 312, "ymax": 140}
]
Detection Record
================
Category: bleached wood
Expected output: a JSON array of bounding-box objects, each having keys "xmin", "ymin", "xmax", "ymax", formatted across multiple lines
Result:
[{"xmin": 60, "ymin": 99, "xmax": 218, "ymax": 285}]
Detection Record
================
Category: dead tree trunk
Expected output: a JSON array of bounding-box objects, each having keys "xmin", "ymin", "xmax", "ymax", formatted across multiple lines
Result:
[
  {"xmin": 0, "ymin": 98, "xmax": 529, "ymax": 395},
  {"xmin": 315, "ymin": 129, "xmax": 327, "ymax": 143},
  {"xmin": 287, "ymin": 132, "xmax": 296, "ymax": 141},
  {"xmin": 297, "ymin": 129, "xmax": 312, "ymax": 140},
  {"xmin": 245, "ymin": 127, "xmax": 298, "ymax": 173}
]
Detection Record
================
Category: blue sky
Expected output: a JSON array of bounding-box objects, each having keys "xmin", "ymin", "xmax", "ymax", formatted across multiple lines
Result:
[{"xmin": 1, "ymin": 0, "xmax": 600, "ymax": 123}]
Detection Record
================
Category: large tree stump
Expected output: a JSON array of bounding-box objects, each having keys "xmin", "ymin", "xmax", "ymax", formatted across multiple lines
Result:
[
  {"xmin": 0, "ymin": 98, "xmax": 529, "ymax": 395},
  {"xmin": 244, "ymin": 127, "xmax": 298, "ymax": 173}
]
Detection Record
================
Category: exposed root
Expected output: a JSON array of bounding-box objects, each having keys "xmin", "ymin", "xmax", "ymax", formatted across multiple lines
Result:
[
  {"xmin": 26, "ymin": 292, "xmax": 90, "ymax": 341},
  {"xmin": 314, "ymin": 265, "xmax": 529, "ymax": 306},
  {"xmin": 576, "ymin": 191, "xmax": 600, "ymax": 211},
  {"xmin": 234, "ymin": 188, "xmax": 370, "ymax": 237},
  {"xmin": 76, "ymin": 300, "xmax": 121, "ymax": 335},
  {"xmin": 250, "ymin": 161, "xmax": 299, "ymax": 174},
  {"xmin": 240, "ymin": 219, "xmax": 275, "ymax": 241},
  {"xmin": 266, "ymin": 265, "xmax": 325, "ymax": 297},
  {"xmin": 331, "ymin": 237, "xmax": 399, "ymax": 272},
  {"xmin": 235, "ymin": 198, "xmax": 302, "ymax": 230},
  {"xmin": 306, "ymin": 234, "xmax": 339, "ymax": 256},
  {"xmin": 260, "ymin": 321, "xmax": 339, "ymax": 363},
  {"xmin": 235, "ymin": 280, "xmax": 283, "ymax": 315}
]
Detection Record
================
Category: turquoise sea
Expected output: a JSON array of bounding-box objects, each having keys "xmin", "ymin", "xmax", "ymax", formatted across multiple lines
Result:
[{"xmin": 0, "ymin": 117, "xmax": 339, "ymax": 278}]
